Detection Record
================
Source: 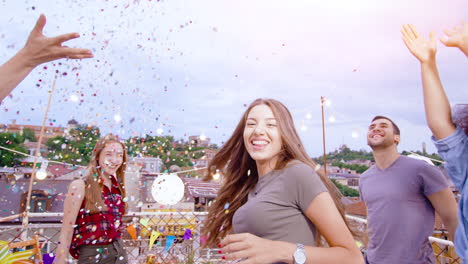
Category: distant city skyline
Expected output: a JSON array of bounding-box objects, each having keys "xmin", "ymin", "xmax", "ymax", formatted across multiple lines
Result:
[{"xmin": 0, "ymin": 118, "xmax": 442, "ymax": 160}]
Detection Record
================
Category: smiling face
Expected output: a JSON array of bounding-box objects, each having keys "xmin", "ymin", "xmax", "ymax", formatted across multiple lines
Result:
[
  {"xmin": 243, "ymin": 104, "xmax": 283, "ymax": 167},
  {"xmin": 367, "ymin": 118, "xmax": 400, "ymax": 150},
  {"xmin": 98, "ymin": 141, "xmax": 124, "ymax": 177}
]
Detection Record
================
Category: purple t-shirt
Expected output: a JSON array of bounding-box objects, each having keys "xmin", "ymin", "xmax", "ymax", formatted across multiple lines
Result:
[{"xmin": 359, "ymin": 156, "xmax": 449, "ymax": 264}]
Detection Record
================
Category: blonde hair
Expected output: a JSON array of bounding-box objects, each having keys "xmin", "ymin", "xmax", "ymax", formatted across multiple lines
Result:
[
  {"xmin": 83, "ymin": 134, "xmax": 128, "ymax": 214},
  {"xmin": 202, "ymin": 98, "xmax": 358, "ymax": 247}
]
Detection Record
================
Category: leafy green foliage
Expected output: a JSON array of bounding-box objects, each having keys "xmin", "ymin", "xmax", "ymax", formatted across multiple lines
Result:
[
  {"xmin": 126, "ymin": 135, "xmax": 212, "ymax": 171},
  {"xmin": 331, "ymin": 161, "xmax": 369, "ymax": 174},
  {"xmin": 0, "ymin": 132, "xmax": 28, "ymax": 166},
  {"xmin": 314, "ymin": 145, "xmax": 374, "ymax": 165},
  {"xmin": 21, "ymin": 128, "xmax": 37, "ymax": 142},
  {"xmin": 45, "ymin": 124, "xmax": 100, "ymax": 165},
  {"xmin": 331, "ymin": 179, "xmax": 360, "ymax": 197}
]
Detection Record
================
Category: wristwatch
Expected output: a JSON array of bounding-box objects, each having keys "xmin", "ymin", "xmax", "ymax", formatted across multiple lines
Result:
[{"xmin": 293, "ymin": 243, "xmax": 306, "ymax": 264}]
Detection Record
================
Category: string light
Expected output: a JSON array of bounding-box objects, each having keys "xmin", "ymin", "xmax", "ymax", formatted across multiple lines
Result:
[
  {"xmin": 35, "ymin": 160, "xmax": 48, "ymax": 180},
  {"xmin": 114, "ymin": 113, "xmax": 122, "ymax": 123},
  {"xmin": 69, "ymin": 94, "xmax": 79, "ymax": 102},
  {"xmin": 213, "ymin": 169, "xmax": 221, "ymax": 180}
]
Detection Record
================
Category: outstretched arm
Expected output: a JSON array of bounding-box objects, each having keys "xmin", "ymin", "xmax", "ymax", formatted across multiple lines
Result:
[
  {"xmin": 401, "ymin": 24, "xmax": 456, "ymax": 139},
  {"xmin": 0, "ymin": 14, "xmax": 93, "ymax": 102},
  {"xmin": 440, "ymin": 21, "xmax": 468, "ymax": 57}
]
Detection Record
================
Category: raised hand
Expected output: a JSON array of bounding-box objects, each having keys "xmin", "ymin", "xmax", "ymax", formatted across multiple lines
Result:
[
  {"xmin": 20, "ymin": 14, "xmax": 93, "ymax": 67},
  {"xmin": 0, "ymin": 14, "xmax": 93, "ymax": 102},
  {"xmin": 440, "ymin": 21, "xmax": 468, "ymax": 56},
  {"xmin": 401, "ymin": 24, "xmax": 437, "ymax": 64}
]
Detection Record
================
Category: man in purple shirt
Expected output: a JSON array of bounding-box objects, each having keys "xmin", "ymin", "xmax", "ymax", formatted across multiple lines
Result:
[{"xmin": 359, "ymin": 116, "xmax": 458, "ymax": 264}]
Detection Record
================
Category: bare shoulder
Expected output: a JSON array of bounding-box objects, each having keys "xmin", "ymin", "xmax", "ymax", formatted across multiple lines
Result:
[{"xmin": 68, "ymin": 179, "xmax": 85, "ymax": 196}]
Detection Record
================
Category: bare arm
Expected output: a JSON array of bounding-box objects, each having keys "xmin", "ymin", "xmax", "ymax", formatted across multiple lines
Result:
[
  {"xmin": 440, "ymin": 21, "xmax": 468, "ymax": 57},
  {"xmin": 0, "ymin": 14, "xmax": 93, "ymax": 102},
  {"xmin": 299, "ymin": 192, "xmax": 363, "ymax": 264},
  {"xmin": 401, "ymin": 24, "xmax": 456, "ymax": 139},
  {"xmin": 55, "ymin": 179, "xmax": 85, "ymax": 264},
  {"xmin": 427, "ymin": 188, "xmax": 458, "ymax": 242},
  {"xmin": 221, "ymin": 192, "xmax": 363, "ymax": 264}
]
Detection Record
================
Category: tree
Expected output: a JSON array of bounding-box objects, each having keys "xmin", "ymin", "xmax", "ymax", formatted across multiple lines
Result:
[
  {"xmin": 331, "ymin": 179, "xmax": 360, "ymax": 197},
  {"xmin": 0, "ymin": 132, "xmax": 28, "ymax": 166},
  {"xmin": 21, "ymin": 128, "xmax": 37, "ymax": 142},
  {"xmin": 46, "ymin": 124, "xmax": 100, "ymax": 165},
  {"xmin": 314, "ymin": 146, "xmax": 374, "ymax": 165},
  {"xmin": 126, "ymin": 134, "xmax": 215, "ymax": 172},
  {"xmin": 331, "ymin": 161, "xmax": 369, "ymax": 174}
]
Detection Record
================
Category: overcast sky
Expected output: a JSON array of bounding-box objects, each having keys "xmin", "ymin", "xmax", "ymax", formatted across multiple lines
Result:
[{"xmin": 0, "ymin": 0, "xmax": 467, "ymax": 157}]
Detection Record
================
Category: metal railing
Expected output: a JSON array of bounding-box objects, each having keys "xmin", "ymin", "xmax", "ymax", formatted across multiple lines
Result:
[
  {"xmin": 0, "ymin": 213, "xmax": 460, "ymax": 263},
  {"xmin": 346, "ymin": 215, "xmax": 460, "ymax": 264}
]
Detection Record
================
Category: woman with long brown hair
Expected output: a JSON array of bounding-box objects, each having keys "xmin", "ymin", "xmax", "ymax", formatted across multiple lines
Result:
[
  {"xmin": 55, "ymin": 134, "xmax": 128, "ymax": 264},
  {"xmin": 202, "ymin": 98, "xmax": 363, "ymax": 264}
]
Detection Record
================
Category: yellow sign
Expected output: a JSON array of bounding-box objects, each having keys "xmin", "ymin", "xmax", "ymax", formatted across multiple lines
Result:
[{"xmin": 140, "ymin": 217, "xmax": 197, "ymax": 236}]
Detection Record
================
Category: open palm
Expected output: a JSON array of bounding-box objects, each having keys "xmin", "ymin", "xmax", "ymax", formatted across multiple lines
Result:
[
  {"xmin": 23, "ymin": 14, "xmax": 93, "ymax": 67},
  {"xmin": 401, "ymin": 24, "xmax": 437, "ymax": 63}
]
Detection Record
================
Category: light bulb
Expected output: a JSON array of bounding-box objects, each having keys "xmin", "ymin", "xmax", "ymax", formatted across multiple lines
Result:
[
  {"xmin": 114, "ymin": 114, "xmax": 122, "ymax": 123},
  {"xmin": 213, "ymin": 170, "xmax": 221, "ymax": 180},
  {"xmin": 36, "ymin": 160, "xmax": 48, "ymax": 180},
  {"xmin": 36, "ymin": 168, "xmax": 47, "ymax": 180}
]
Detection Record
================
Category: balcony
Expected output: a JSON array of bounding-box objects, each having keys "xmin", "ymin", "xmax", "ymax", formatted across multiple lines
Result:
[{"xmin": 0, "ymin": 212, "xmax": 460, "ymax": 263}]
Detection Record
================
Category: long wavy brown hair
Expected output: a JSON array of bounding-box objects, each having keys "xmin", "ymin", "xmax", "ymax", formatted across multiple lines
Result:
[
  {"xmin": 202, "ymin": 98, "xmax": 357, "ymax": 247},
  {"xmin": 83, "ymin": 134, "xmax": 128, "ymax": 214}
]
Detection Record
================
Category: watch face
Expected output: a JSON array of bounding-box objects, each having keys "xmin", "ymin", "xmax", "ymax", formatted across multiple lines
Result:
[{"xmin": 294, "ymin": 251, "xmax": 306, "ymax": 264}]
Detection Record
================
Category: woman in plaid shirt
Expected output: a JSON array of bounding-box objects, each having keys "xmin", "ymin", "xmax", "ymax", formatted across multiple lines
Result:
[{"xmin": 56, "ymin": 134, "xmax": 129, "ymax": 264}]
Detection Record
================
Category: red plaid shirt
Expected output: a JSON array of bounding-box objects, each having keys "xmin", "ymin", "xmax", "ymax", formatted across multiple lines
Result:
[{"xmin": 69, "ymin": 176, "xmax": 125, "ymax": 259}]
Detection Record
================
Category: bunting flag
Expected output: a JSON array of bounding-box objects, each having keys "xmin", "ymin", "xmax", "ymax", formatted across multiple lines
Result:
[
  {"xmin": 200, "ymin": 235, "xmax": 208, "ymax": 246},
  {"xmin": 43, "ymin": 253, "xmax": 55, "ymax": 264},
  {"xmin": 149, "ymin": 231, "xmax": 160, "ymax": 251},
  {"xmin": 165, "ymin": 235, "xmax": 176, "ymax": 252},
  {"xmin": 0, "ymin": 249, "xmax": 36, "ymax": 264},
  {"xmin": 182, "ymin": 228, "xmax": 192, "ymax": 240},
  {"xmin": 126, "ymin": 224, "xmax": 137, "ymax": 241},
  {"xmin": 139, "ymin": 218, "xmax": 149, "ymax": 228},
  {"xmin": 0, "ymin": 240, "xmax": 8, "ymax": 262},
  {"xmin": 0, "ymin": 240, "xmax": 37, "ymax": 264}
]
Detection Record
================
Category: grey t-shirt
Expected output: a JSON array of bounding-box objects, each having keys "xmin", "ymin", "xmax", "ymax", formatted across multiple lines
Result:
[
  {"xmin": 233, "ymin": 162, "xmax": 327, "ymax": 254},
  {"xmin": 360, "ymin": 156, "xmax": 449, "ymax": 264}
]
